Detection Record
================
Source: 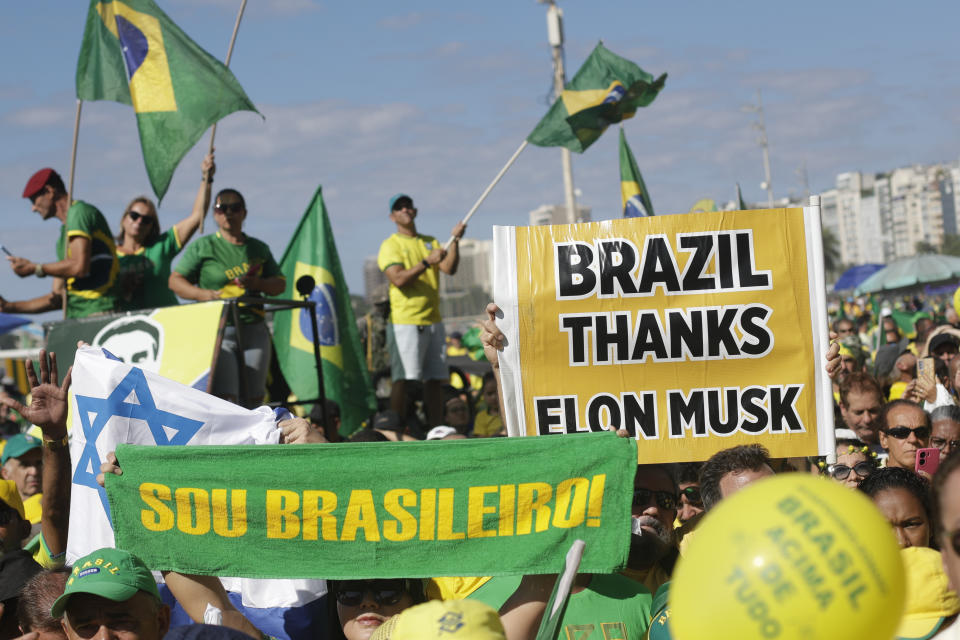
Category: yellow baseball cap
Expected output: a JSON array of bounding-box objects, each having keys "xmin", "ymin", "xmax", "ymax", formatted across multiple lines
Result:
[
  {"xmin": 896, "ymin": 547, "xmax": 960, "ymax": 640},
  {"xmin": 0, "ymin": 479, "xmax": 25, "ymax": 520},
  {"xmin": 371, "ymin": 600, "xmax": 506, "ymax": 640}
]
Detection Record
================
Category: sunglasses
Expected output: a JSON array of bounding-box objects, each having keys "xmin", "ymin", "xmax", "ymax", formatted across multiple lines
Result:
[
  {"xmin": 932, "ymin": 437, "xmax": 960, "ymax": 451},
  {"xmin": 215, "ymin": 202, "xmax": 244, "ymax": 214},
  {"xmin": 679, "ymin": 486, "xmax": 702, "ymax": 506},
  {"xmin": 127, "ymin": 211, "xmax": 154, "ymax": 224},
  {"xmin": 883, "ymin": 426, "xmax": 931, "ymax": 440},
  {"xmin": 335, "ymin": 580, "xmax": 408, "ymax": 607},
  {"xmin": 633, "ymin": 488, "xmax": 678, "ymax": 511},
  {"xmin": 826, "ymin": 461, "xmax": 874, "ymax": 481}
]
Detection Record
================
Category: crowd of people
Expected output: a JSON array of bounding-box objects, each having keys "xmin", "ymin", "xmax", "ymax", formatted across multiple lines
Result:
[{"xmin": 4, "ymin": 158, "xmax": 960, "ymax": 638}]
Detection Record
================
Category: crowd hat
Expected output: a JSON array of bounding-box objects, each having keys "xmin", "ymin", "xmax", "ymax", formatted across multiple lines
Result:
[
  {"xmin": 51, "ymin": 548, "xmax": 161, "ymax": 617},
  {"xmin": 22, "ymin": 168, "xmax": 58, "ymax": 199},
  {"xmin": 0, "ymin": 479, "xmax": 25, "ymax": 519},
  {"xmin": 896, "ymin": 546, "xmax": 960, "ymax": 640},
  {"xmin": 426, "ymin": 425, "xmax": 459, "ymax": 440},
  {"xmin": 0, "ymin": 549, "xmax": 41, "ymax": 602},
  {"xmin": 1, "ymin": 433, "xmax": 41, "ymax": 465},
  {"xmin": 929, "ymin": 334, "xmax": 960, "ymax": 353},
  {"xmin": 371, "ymin": 600, "xmax": 506, "ymax": 640},
  {"xmin": 373, "ymin": 410, "xmax": 403, "ymax": 433},
  {"xmin": 389, "ymin": 193, "xmax": 413, "ymax": 212}
]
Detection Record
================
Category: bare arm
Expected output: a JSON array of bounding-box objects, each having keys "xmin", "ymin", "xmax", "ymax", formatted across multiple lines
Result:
[
  {"xmin": 383, "ymin": 247, "xmax": 446, "ymax": 289},
  {"xmin": 498, "ymin": 574, "xmax": 555, "ymax": 640},
  {"xmin": 438, "ymin": 222, "xmax": 466, "ymax": 275},
  {"xmin": 480, "ymin": 302, "xmax": 508, "ymax": 421},
  {"xmin": 0, "ymin": 284, "xmax": 63, "ymax": 314},
  {"xmin": 9, "ymin": 235, "xmax": 91, "ymax": 279},
  {"xmin": 169, "ymin": 271, "xmax": 220, "ymax": 302},
  {"xmin": 161, "ymin": 571, "xmax": 262, "ymax": 638},
  {"xmin": 2, "ymin": 351, "xmax": 72, "ymax": 556},
  {"xmin": 173, "ymin": 153, "xmax": 215, "ymax": 246}
]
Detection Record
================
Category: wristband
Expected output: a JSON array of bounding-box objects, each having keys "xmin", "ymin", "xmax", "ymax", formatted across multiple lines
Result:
[
  {"xmin": 43, "ymin": 434, "xmax": 69, "ymax": 450},
  {"xmin": 421, "ymin": 259, "xmax": 430, "ymax": 270},
  {"xmin": 34, "ymin": 263, "xmax": 45, "ymax": 278}
]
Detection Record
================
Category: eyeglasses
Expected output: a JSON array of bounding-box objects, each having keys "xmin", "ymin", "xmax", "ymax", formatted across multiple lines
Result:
[
  {"xmin": 883, "ymin": 426, "xmax": 931, "ymax": 440},
  {"xmin": 215, "ymin": 202, "xmax": 244, "ymax": 214},
  {"xmin": 335, "ymin": 580, "xmax": 408, "ymax": 607},
  {"xmin": 826, "ymin": 461, "xmax": 874, "ymax": 481},
  {"xmin": 127, "ymin": 211, "xmax": 153, "ymax": 224},
  {"xmin": 632, "ymin": 488, "xmax": 678, "ymax": 511},
  {"xmin": 932, "ymin": 437, "xmax": 960, "ymax": 451},
  {"xmin": 679, "ymin": 486, "xmax": 702, "ymax": 506}
]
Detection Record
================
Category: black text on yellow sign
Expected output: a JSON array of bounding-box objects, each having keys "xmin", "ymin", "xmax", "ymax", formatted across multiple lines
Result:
[{"xmin": 137, "ymin": 474, "xmax": 608, "ymax": 541}]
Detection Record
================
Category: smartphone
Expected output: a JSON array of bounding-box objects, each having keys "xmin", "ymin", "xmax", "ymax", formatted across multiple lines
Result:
[
  {"xmin": 916, "ymin": 447, "xmax": 941, "ymax": 476},
  {"xmin": 917, "ymin": 357, "xmax": 936, "ymax": 402}
]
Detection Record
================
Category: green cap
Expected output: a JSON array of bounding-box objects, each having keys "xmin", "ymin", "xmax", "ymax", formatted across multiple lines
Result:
[
  {"xmin": 51, "ymin": 548, "xmax": 160, "ymax": 617},
  {"xmin": 1, "ymin": 433, "xmax": 41, "ymax": 465}
]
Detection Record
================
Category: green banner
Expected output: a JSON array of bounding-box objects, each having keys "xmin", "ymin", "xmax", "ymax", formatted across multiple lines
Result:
[{"xmin": 106, "ymin": 434, "xmax": 635, "ymax": 579}]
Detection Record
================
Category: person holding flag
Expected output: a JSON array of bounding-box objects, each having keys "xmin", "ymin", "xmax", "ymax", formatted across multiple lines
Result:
[
  {"xmin": 378, "ymin": 194, "xmax": 465, "ymax": 427},
  {"xmin": 1, "ymin": 168, "xmax": 118, "ymax": 319},
  {"xmin": 115, "ymin": 153, "xmax": 216, "ymax": 311}
]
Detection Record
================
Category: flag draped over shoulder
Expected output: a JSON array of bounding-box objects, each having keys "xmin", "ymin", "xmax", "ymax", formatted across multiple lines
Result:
[
  {"xmin": 618, "ymin": 128, "xmax": 654, "ymax": 218},
  {"xmin": 528, "ymin": 43, "xmax": 666, "ymax": 153},
  {"xmin": 272, "ymin": 187, "xmax": 376, "ymax": 435},
  {"xmin": 76, "ymin": 0, "xmax": 260, "ymax": 200}
]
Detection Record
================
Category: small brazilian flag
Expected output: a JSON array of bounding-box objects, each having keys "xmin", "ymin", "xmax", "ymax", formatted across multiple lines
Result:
[
  {"xmin": 528, "ymin": 43, "xmax": 666, "ymax": 153},
  {"xmin": 272, "ymin": 187, "xmax": 376, "ymax": 436},
  {"xmin": 76, "ymin": 0, "xmax": 260, "ymax": 200},
  {"xmin": 618, "ymin": 128, "xmax": 654, "ymax": 218}
]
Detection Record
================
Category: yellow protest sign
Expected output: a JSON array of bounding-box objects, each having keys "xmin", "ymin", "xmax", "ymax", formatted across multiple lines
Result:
[{"xmin": 493, "ymin": 207, "xmax": 832, "ymax": 462}]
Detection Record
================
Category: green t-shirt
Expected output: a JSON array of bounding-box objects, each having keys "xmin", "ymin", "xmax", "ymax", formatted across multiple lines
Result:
[
  {"xmin": 377, "ymin": 233, "xmax": 441, "ymax": 325},
  {"xmin": 468, "ymin": 574, "xmax": 653, "ymax": 640},
  {"xmin": 173, "ymin": 231, "xmax": 283, "ymax": 323},
  {"xmin": 56, "ymin": 200, "xmax": 118, "ymax": 318},
  {"xmin": 116, "ymin": 227, "xmax": 182, "ymax": 311}
]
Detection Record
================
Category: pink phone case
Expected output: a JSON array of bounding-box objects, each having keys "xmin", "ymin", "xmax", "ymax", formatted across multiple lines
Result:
[{"xmin": 916, "ymin": 447, "xmax": 940, "ymax": 475}]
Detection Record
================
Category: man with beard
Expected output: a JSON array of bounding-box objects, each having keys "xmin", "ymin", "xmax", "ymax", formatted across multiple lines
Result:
[{"xmin": 621, "ymin": 464, "xmax": 680, "ymax": 593}]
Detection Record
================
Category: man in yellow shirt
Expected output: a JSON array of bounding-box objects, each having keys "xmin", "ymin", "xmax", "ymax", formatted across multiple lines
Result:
[{"xmin": 378, "ymin": 194, "xmax": 465, "ymax": 426}]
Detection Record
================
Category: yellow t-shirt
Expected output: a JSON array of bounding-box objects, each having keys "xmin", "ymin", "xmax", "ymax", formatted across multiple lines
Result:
[
  {"xmin": 378, "ymin": 233, "xmax": 441, "ymax": 325},
  {"xmin": 472, "ymin": 409, "xmax": 504, "ymax": 437},
  {"xmin": 22, "ymin": 493, "xmax": 42, "ymax": 524}
]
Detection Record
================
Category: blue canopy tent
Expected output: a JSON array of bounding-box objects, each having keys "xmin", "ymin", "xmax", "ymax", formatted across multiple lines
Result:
[
  {"xmin": 833, "ymin": 264, "xmax": 884, "ymax": 291},
  {"xmin": 0, "ymin": 313, "xmax": 30, "ymax": 336},
  {"xmin": 855, "ymin": 255, "xmax": 960, "ymax": 295}
]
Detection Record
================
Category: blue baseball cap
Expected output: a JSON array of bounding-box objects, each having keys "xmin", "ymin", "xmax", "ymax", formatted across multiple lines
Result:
[{"xmin": 389, "ymin": 193, "xmax": 413, "ymax": 212}]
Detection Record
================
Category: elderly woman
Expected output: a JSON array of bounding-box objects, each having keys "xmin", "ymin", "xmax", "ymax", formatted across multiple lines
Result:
[
  {"xmin": 116, "ymin": 154, "xmax": 215, "ymax": 311},
  {"xmin": 169, "ymin": 187, "xmax": 285, "ymax": 407}
]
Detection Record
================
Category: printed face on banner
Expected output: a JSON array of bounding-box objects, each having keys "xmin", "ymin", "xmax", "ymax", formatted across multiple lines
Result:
[{"xmin": 502, "ymin": 208, "xmax": 825, "ymax": 462}]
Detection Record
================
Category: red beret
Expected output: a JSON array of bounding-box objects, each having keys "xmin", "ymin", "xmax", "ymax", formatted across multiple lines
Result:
[{"xmin": 22, "ymin": 168, "xmax": 57, "ymax": 199}]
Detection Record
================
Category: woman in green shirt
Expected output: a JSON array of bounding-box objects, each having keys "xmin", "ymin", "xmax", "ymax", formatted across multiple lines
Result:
[
  {"xmin": 115, "ymin": 154, "xmax": 216, "ymax": 311},
  {"xmin": 169, "ymin": 187, "xmax": 286, "ymax": 407}
]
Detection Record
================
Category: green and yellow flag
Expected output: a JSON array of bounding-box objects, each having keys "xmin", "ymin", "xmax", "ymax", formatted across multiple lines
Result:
[
  {"xmin": 76, "ymin": 0, "xmax": 259, "ymax": 200},
  {"xmin": 272, "ymin": 187, "xmax": 376, "ymax": 435},
  {"xmin": 619, "ymin": 128, "xmax": 654, "ymax": 217},
  {"xmin": 528, "ymin": 43, "xmax": 666, "ymax": 153}
]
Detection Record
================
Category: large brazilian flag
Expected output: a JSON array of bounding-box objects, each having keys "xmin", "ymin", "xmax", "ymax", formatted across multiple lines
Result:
[
  {"xmin": 76, "ymin": 0, "xmax": 260, "ymax": 200},
  {"xmin": 527, "ymin": 43, "xmax": 666, "ymax": 153},
  {"xmin": 272, "ymin": 187, "xmax": 376, "ymax": 436}
]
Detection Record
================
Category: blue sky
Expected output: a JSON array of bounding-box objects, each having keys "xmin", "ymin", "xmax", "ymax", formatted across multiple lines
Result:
[{"xmin": 1, "ymin": 0, "xmax": 958, "ymax": 321}]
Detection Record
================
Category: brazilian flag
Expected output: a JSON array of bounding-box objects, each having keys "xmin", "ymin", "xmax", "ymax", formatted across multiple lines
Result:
[
  {"xmin": 76, "ymin": 0, "xmax": 260, "ymax": 200},
  {"xmin": 528, "ymin": 43, "xmax": 666, "ymax": 153},
  {"xmin": 272, "ymin": 187, "xmax": 376, "ymax": 436},
  {"xmin": 618, "ymin": 128, "xmax": 654, "ymax": 218}
]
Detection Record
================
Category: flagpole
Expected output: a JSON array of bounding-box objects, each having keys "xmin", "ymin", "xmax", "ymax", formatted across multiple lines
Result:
[
  {"xmin": 64, "ymin": 99, "xmax": 83, "ymax": 319},
  {"xmin": 443, "ymin": 140, "xmax": 528, "ymax": 251},
  {"xmin": 201, "ymin": 0, "xmax": 248, "ymax": 233}
]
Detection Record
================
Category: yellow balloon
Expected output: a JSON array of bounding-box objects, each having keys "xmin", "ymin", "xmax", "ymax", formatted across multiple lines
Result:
[{"xmin": 670, "ymin": 474, "xmax": 905, "ymax": 640}]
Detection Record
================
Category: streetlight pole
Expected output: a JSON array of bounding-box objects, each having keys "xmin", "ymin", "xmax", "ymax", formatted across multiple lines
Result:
[
  {"xmin": 743, "ymin": 89, "xmax": 774, "ymax": 208},
  {"xmin": 543, "ymin": 0, "xmax": 578, "ymax": 224}
]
